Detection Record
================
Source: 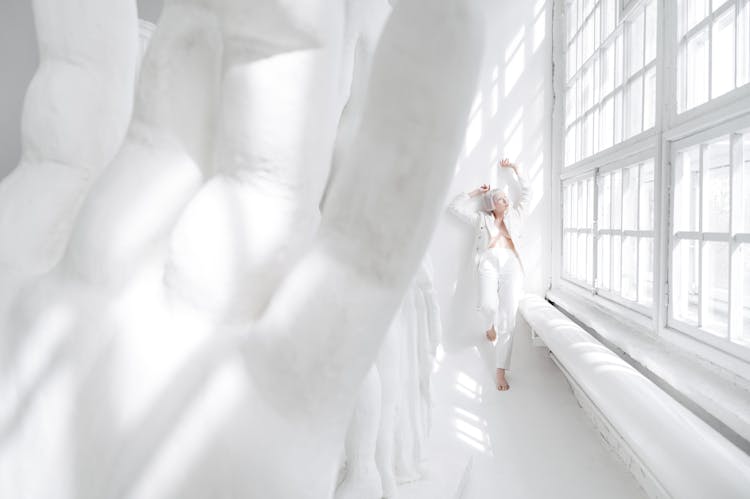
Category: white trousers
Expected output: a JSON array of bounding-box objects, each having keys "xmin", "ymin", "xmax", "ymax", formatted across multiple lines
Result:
[{"xmin": 477, "ymin": 247, "xmax": 523, "ymax": 369}]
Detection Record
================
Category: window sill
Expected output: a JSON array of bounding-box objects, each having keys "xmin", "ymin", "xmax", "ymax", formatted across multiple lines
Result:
[{"xmin": 546, "ymin": 286, "xmax": 750, "ymax": 452}]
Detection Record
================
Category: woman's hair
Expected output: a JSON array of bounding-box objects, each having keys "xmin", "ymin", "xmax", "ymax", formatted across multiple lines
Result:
[{"xmin": 482, "ymin": 188, "xmax": 507, "ymax": 212}]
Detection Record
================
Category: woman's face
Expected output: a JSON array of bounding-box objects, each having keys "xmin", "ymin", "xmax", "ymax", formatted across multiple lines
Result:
[{"xmin": 493, "ymin": 193, "xmax": 509, "ymax": 213}]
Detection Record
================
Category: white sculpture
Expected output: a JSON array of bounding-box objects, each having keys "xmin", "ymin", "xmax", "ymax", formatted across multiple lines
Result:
[
  {"xmin": 337, "ymin": 257, "xmax": 442, "ymax": 498},
  {"xmin": 0, "ymin": 1, "xmax": 485, "ymax": 497}
]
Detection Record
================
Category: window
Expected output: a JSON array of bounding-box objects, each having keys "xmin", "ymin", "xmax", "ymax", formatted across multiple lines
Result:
[
  {"xmin": 556, "ymin": 0, "xmax": 750, "ymax": 362},
  {"xmin": 676, "ymin": 0, "xmax": 750, "ymax": 112},
  {"xmin": 561, "ymin": 159, "xmax": 655, "ymax": 312},
  {"xmin": 563, "ymin": 175, "xmax": 595, "ymax": 284},
  {"xmin": 564, "ymin": 0, "xmax": 657, "ymax": 166},
  {"xmin": 671, "ymin": 130, "xmax": 750, "ymax": 347}
]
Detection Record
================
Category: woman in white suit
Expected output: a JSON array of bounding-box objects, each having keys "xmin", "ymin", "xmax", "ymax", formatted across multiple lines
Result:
[{"xmin": 448, "ymin": 159, "xmax": 530, "ymax": 391}]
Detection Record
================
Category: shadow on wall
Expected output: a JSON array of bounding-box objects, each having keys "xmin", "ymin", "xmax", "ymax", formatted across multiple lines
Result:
[{"xmin": 430, "ymin": 0, "xmax": 552, "ymax": 322}]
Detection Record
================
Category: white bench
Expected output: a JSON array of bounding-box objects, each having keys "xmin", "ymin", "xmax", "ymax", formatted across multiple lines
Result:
[{"xmin": 519, "ymin": 294, "xmax": 750, "ymax": 499}]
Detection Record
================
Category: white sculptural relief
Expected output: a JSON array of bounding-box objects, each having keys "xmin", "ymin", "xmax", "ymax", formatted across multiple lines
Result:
[
  {"xmin": 0, "ymin": 0, "xmax": 138, "ymax": 274},
  {"xmin": 0, "ymin": 1, "xmax": 485, "ymax": 498},
  {"xmin": 336, "ymin": 257, "xmax": 441, "ymax": 498}
]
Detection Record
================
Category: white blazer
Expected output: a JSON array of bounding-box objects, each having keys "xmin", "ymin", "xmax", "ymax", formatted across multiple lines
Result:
[{"xmin": 447, "ymin": 173, "xmax": 531, "ymax": 269}]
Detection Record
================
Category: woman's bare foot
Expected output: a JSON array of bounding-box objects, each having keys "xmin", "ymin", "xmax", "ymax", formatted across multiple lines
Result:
[
  {"xmin": 485, "ymin": 325, "xmax": 497, "ymax": 342},
  {"xmin": 496, "ymin": 368, "xmax": 509, "ymax": 391}
]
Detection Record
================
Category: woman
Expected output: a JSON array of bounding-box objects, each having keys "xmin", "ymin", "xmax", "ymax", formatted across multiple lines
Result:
[{"xmin": 448, "ymin": 159, "xmax": 530, "ymax": 391}]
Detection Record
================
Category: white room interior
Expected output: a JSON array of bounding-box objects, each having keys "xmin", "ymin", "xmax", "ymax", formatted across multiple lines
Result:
[{"xmin": 1, "ymin": 0, "xmax": 749, "ymax": 498}]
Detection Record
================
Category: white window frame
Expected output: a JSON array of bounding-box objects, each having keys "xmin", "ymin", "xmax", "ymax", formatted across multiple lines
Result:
[{"xmin": 552, "ymin": 0, "xmax": 750, "ymax": 365}]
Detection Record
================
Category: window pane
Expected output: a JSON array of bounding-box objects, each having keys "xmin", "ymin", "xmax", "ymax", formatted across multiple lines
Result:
[
  {"xmin": 587, "ymin": 232, "xmax": 594, "ymax": 283},
  {"xmin": 703, "ymin": 138, "xmax": 730, "ymax": 233},
  {"xmin": 599, "ymin": 172, "xmax": 612, "ymax": 230},
  {"xmin": 686, "ymin": 28, "xmax": 710, "ymax": 110},
  {"xmin": 614, "ymin": 90, "xmax": 624, "ymax": 144},
  {"xmin": 625, "ymin": 75, "xmax": 644, "ymax": 139},
  {"xmin": 603, "ymin": 0, "xmax": 617, "ymax": 38},
  {"xmin": 601, "ymin": 41, "xmax": 616, "ymax": 96},
  {"xmin": 712, "ymin": 7, "xmax": 736, "ymax": 99},
  {"xmin": 703, "ymin": 241, "xmax": 729, "ymax": 336},
  {"xmin": 587, "ymin": 177, "xmax": 594, "ymax": 228},
  {"xmin": 744, "ymin": 133, "xmax": 750, "ymax": 232},
  {"xmin": 639, "ymin": 237, "xmax": 654, "ymax": 306},
  {"xmin": 742, "ymin": 244, "xmax": 750, "ymax": 342},
  {"xmin": 578, "ymin": 232, "xmax": 588, "ymax": 281},
  {"xmin": 712, "ymin": 0, "xmax": 730, "ymax": 12},
  {"xmin": 674, "ymin": 146, "xmax": 701, "ymax": 232},
  {"xmin": 568, "ymin": 37, "xmax": 578, "ymax": 79},
  {"xmin": 645, "ymin": 0, "xmax": 657, "ymax": 63},
  {"xmin": 622, "ymin": 236, "xmax": 638, "ymax": 301},
  {"xmin": 599, "ymin": 234, "xmax": 611, "ymax": 289},
  {"xmin": 568, "ymin": 0, "xmax": 579, "ymax": 41},
  {"xmin": 622, "ymin": 165, "xmax": 638, "ymax": 230},
  {"xmin": 613, "ymin": 234, "xmax": 622, "ymax": 292},
  {"xmin": 673, "ymin": 238, "xmax": 700, "ymax": 324},
  {"xmin": 600, "ymin": 96, "xmax": 614, "ymax": 150},
  {"xmin": 682, "ymin": 0, "xmax": 709, "ymax": 36},
  {"xmin": 615, "ymin": 32, "xmax": 624, "ymax": 87},
  {"xmin": 738, "ymin": 0, "xmax": 750, "ymax": 87},
  {"xmin": 566, "ymin": 85, "xmax": 576, "ymax": 126},
  {"xmin": 628, "ymin": 9, "xmax": 645, "ymax": 77},
  {"xmin": 612, "ymin": 168, "xmax": 623, "ymax": 229},
  {"xmin": 639, "ymin": 160, "xmax": 655, "ymax": 230},
  {"xmin": 643, "ymin": 66, "xmax": 656, "ymax": 130}
]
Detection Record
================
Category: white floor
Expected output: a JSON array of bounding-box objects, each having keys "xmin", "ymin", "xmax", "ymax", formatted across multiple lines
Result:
[{"xmin": 416, "ymin": 317, "xmax": 646, "ymax": 499}]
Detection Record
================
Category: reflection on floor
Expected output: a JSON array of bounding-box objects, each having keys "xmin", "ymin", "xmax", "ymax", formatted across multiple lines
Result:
[{"xmin": 408, "ymin": 317, "xmax": 646, "ymax": 499}]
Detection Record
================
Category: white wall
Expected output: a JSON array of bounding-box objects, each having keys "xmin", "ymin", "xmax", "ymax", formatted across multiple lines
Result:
[
  {"xmin": 0, "ymin": 0, "xmax": 163, "ymax": 181},
  {"xmin": 428, "ymin": 0, "xmax": 553, "ymax": 316}
]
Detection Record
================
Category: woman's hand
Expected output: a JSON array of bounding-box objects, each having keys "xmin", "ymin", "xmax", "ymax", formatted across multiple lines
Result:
[
  {"xmin": 469, "ymin": 184, "xmax": 490, "ymax": 197},
  {"xmin": 499, "ymin": 158, "xmax": 518, "ymax": 173}
]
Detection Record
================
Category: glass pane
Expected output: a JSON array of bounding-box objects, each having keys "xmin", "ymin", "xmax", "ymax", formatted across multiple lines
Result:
[
  {"xmin": 622, "ymin": 236, "xmax": 638, "ymax": 301},
  {"xmin": 703, "ymin": 139, "xmax": 730, "ymax": 233},
  {"xmin": 578, "ymin": 179, "xmax": 588, "ymax": 227},
  {"xmin": 628, "ymin": 9, "xmax": 645, "ymax": 77},
  {"xmin": 625, "ymin": 75, "xmax": 643, "ymax": 139},
  {"xmin": 615, "ymin": 32, "xmax": 624, "ymax": 86},
  {"xmin": 599, "ymin": 172, "xmax": 612, "ymax": 230},
  {"xmin": 578, "ymin": 231, "xmax": 588, "ymax": 281},
  {"xmin": 601, "ymin": 41, "xmax": 616, "ymax": 96},
  {"xmin": 744, "ymin": 133, "xmax": 750, "ymax": 232},
  {"xmin": 570, "ymin": 233, "xmax": 578, "ymax": 278},
  {"xmin": 568, "ymin": 0, "xmax": 579, "ymax": 41},
  {"xmin": 587, "ymin": 177, "xmax": 595, "ymax": 228},
  {"xmin": 712, "ymin": 7, "xmax": 736, "ymax": 99},
  {"xmin": 738, "ymin": 0, "xmax": 750, "ymax": 87},
  {"xmin": 566, "ymin": 85, "xmax": 576, "ymax": 126},
  {"xmin": 613, "ymin": 234, "xmax": 622, "ymax": 292},
  {"xmin": 674, "ymin": 146, "xmax": 701, "ymax": 232},
  {"xmin": 622, "ymin": 165, "xmax": 638, "ymax": 230},
  {"xmin": 603, "ymin": 0, "xmax": 617, "ymax": 38},
  {"xmin": 639, "ymin": 160, "xmax": 655, "ymax": 230},
  {"xmin": 566, "ymin": 125, "xmax": 576, "ymax": 166},
  {"xmin": 568, "ymin": 37, "xmax": 578, "ymax": 79},
  {"xmin": 683, "ymin": 0, "xmax": 710, "ymax": 36},
  {"xmin": 564, "ymin": 232, "xmax": 571, "ymax": 276},
  {"xmin": 587, "ymin": 232, "xmax": 594, "ymax": 283},
  {"xmin": 686, "ymin": 28, "xmax": 710, "ymax": 110},
  {"xmin": 645, "ymin": 0, "xmax": 657, "ymax": 63},
  {"xmin": 563, "ymin": 184, "xmax": 571, "ymax": 228},
  {"xmin": 639, "ymin": 237, "xmax": 654, "ymax": 306},
  {"xmin": 599, "ymin": 234, "xmax": 611, "ymax": 290},
  {"xmin": 702, "ymin": 241, "xmax": 729, "ymax": 336},
  {"xmin": 673, "ymin": 238, "xmax": 700, "ymax": 324},
  {"xmin": 614, "ymin": 90, "xmax": 624, "ymax": 144},
  {"xmin": 600, "ymin": 96, "xmax": 614, "ymax": 150},
  {"xmin": 713, "ymin": 0, "xmax": 730, "ymax": 12},
  {"xmin": 742, "ymin": 244, "xmax": 750, "ymax": 342},
  {"xmin": 612, "ymin": 168, "xmax": 623, "ymax": 229},
  {"xmin": 643, "ymin": 66, "xmax": 656, "ymax": 130}
]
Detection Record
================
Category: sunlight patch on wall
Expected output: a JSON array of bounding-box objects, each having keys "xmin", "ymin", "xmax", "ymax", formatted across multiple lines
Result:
[{"xmin": 505, "ymin": 26, "xmax": 526, "ymax": 97}]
